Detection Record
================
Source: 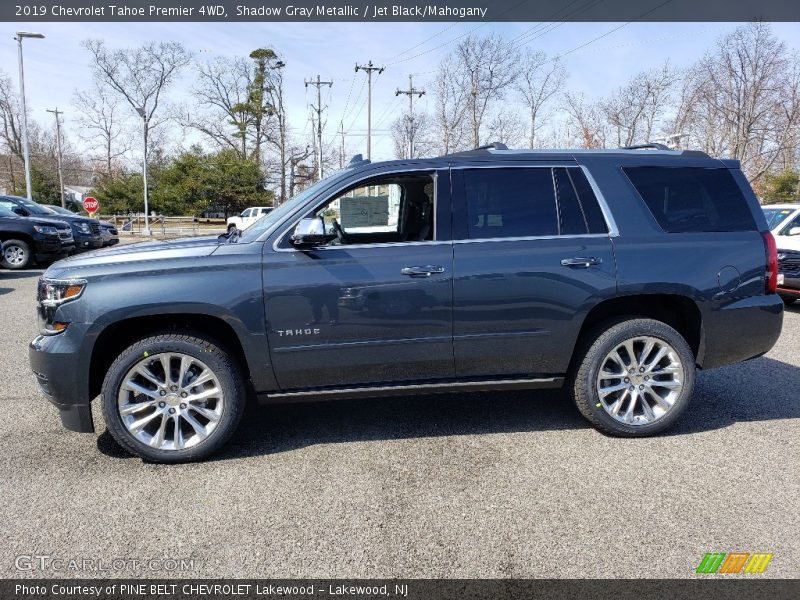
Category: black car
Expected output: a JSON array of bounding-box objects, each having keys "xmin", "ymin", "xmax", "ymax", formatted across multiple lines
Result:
[
  {"xmin": 777, "ymin": 249, "xmax": 800, "ymax": 305},
  {"xmin": 29, "ymin": 144, "xmax": 783, "ymax": 463},
  {"xmin": 0, "ymin": 205, "xmax": 74, "ymax": 269},
  {"xmin": 44, "ymin": 205, "xmax": 119, "ymax": 247},
  {"xmin": 0, "ymin": 196, "xmax": 103, "ymax": 253}
]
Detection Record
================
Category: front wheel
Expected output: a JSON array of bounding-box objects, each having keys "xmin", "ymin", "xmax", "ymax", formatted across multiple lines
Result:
[
  {"xmin": 570, "ymin": 318, "xmax": 695, "ymax": 437},
  {"xmin": 101, "ymin": 332, "xmax": 246, "ymax": 463},
  {"xmin": 1, "ymin": 239, "xmax": 32, "ymax": 269}
]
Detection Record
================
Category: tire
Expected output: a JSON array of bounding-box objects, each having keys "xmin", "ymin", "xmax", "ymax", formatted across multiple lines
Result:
[
  {"xmin": 101, "ymin": 332, "xmax": 246, "ymax": 463},
  {"xmin": 1, "ymin": 239, "xmax": 32, "ymax": 269},
  {"xmin": 569, "ymin": 318, "xmax": 695, "ymax": 437},
  {"xmin": 780, "ymin": 295, "xmax": 796, "ymax": 306}
]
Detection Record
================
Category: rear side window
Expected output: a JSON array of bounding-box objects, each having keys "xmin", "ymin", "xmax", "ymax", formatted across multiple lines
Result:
[
  {"xmin": 463, "ymin": 168, "xmax": 558, "ymax": 238},
  {"xmin": 623, "ymin": 166, "xmax": 757, "ymax": 233}
]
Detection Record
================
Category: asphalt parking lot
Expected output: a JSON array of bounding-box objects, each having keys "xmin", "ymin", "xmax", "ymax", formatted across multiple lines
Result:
[{"xmin": 1, "ymin": 263, "xmax": 798, "ymax": 579}]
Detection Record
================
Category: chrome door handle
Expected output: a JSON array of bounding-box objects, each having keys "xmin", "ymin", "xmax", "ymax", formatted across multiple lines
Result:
[
  {"xmin": 560, "ymin": 257, "xmax": 602, "ymax": 268},
  {"xmin": 401, "ymin": 265, "xmax": 445, "ymax": 277}
]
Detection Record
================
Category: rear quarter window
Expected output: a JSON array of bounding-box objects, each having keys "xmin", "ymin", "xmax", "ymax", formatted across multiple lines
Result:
[{"xmin": 623, "ymin": 166, "xmax": 757, "ymax": 233}]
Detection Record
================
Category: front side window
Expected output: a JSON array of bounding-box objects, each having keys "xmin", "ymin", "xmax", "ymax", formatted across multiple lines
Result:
[
  {"xmin": 299, "ymin": 172, "xmax": 435, "ymax": 246},
  {"xmin": 241, "ymin": 208, "xmax": 252, "ymax": 218},
  {"xmin": 464, "ymin": 168, "xmax": 558, "ymax": 239}
]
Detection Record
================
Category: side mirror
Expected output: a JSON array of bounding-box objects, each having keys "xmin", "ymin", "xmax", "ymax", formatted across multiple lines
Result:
[
  {"xmin": 789, "ymin": 227, "xmax": 800, "ymax": 236},
  {"xmin": 291, "ymin": 217, "xmax": 329, "ymax": 248}
]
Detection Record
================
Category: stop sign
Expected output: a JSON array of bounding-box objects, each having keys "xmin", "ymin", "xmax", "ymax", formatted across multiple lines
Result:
[{"xmin": 83, "ymin": 197, "xmax": 99, "ymax": 213}]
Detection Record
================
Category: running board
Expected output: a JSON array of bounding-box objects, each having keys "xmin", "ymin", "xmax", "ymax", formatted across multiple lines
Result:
[{"xmin": 260, "ymin": 376, "xmax": 564, "ymax": 404}]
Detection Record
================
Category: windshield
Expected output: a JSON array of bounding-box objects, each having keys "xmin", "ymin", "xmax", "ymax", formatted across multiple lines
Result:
[
  {"xmin": 763, "ymin": 208, "xmax": 796, "ymax": 230},
  {"xmin": 14, "ymin": 197, "xmax": 52, "ymax": 216},
  {"xmin": 237, "ymin": 176, "xmax": 341, "ymax": 242},
  {"xmin": 46, "ymin": 205, "xmax": 75, "ymax": 215}
]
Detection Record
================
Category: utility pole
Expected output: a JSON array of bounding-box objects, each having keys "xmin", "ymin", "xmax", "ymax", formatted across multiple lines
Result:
[
  {"xmin": 305, "ymin": 74, "xmax": 333, "ymax": 180},
  {"xmin": 395, "ymin": 74, "xmax": 425, "ymax": 158},
  {"xmin": 46, "ymin": 107, "xmax": 66, "ymax": 208},
  {"xmin": 355, "ymin": 61, "xmax": 384, "ymax": 160}
]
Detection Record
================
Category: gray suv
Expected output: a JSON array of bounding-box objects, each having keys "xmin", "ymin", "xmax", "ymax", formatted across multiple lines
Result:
[{"xmin": 29, "ymin": 144, "xmax": 784, "ymax": 462}]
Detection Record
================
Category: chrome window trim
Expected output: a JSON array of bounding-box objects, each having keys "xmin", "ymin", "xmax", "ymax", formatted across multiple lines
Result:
[
  {"xmin": 272, "ymin": 167, "xmax": 442, "ymax": 253},
  {"xmin": 453, "ymin": 233, "xmax": 611, "ymax": 244}
]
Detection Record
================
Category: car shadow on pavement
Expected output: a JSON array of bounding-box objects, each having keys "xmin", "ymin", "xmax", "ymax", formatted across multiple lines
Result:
[{"xmin": 96, "ymin": 355, "xmax": 800, "ymax": 461}]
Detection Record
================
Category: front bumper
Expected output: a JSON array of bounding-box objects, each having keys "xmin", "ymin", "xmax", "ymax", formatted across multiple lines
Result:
[
  {"xmin": 72, "ymin": 233, "xmax": 104, "ymax": 252},
  {"xmin": 777, "ymin": 274, "xmax": 800, "ymax": 298},
  {"xmin": 29, "ymin": 324, "xmax": 95, "ymax": 433}
]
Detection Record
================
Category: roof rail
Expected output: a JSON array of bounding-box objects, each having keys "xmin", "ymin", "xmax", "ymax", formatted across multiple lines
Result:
[
  {"xmin": 443, "ymin": 141, "xmax": 509, "ymax": 157},
  {"xmin": 620, "ymin": 143, "xmax": 673, "ymax": 151}
]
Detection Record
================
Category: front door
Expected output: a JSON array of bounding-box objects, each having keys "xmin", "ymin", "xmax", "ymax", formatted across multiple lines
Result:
[{"xmin": 262, "ymin": 169, "xmax": 454, "ymax": 390}]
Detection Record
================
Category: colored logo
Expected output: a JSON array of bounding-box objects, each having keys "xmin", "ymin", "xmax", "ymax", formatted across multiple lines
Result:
[{"xmin": 696, "ymin": 552, "xmax": 773, "ymax": 574}]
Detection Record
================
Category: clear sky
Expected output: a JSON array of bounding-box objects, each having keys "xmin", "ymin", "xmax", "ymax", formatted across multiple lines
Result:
[{"xmin": 4, "ymin": 20, "xmax": 800, "ymax": 163}]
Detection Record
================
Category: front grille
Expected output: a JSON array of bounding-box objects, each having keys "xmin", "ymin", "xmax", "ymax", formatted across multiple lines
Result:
[
  {"xmin": 779, "ymin": 256, "xmax": 800, "ymax": 275},
  {"xmin": 90, "ymin": 222, "xmax": 101, "ymax": 235},
  {"xmin": 58, "ymin": 228, "xmax": 73, "ymax": 241}
]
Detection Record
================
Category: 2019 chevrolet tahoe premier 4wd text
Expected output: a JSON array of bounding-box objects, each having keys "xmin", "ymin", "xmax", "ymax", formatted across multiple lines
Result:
[{"xmin": 29, "ymin": 145, "xmax": 783, "ymax": 462}]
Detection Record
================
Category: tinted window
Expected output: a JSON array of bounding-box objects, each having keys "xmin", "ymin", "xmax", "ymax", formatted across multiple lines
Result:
[
  {"xmin": 623, "ymin": 167, "xmax": 757, "ymax": 233},
  {"xmin": 554, "ymin": 168, "xmax": 587, "ymax": 235},
  {"xmin": 569, "ymin": 169, "xmax": 608, "ymax": 234},
  {"xmin": 464, "ymin": 168, "xmax": 558, "ymax": 239}
]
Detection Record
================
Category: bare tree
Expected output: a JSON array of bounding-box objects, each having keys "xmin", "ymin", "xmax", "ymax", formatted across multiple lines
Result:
[
  {"xmin": 678, "ymin": 22, "xmax": 800, "ymax": 182},
  {"xmin": 563, "ymin": 92, "xmax": 608, "ymax": 149},
  {"xmin": 188, "ymin": 56, "xmax": 254, "ymax": 158},
  {"xmin": 487, "ymin": 110, "xmax": 525, "ymax": 148},
  {"xmin": 73, "ymin": 84, "xmax": 132, "ymax": 175},
  {"xmin": 391, "ymin": 110, "xmax": 434, "ymax": 159},
  {"xmin": 432, "ymin": 55, "xmax": 469, "ymax": 154},
  {"xmin": 516, "ymin": 51, "xmax": 566, "ymax": 148},
  {"xmin": 600, "ymin": 62, "xmax": 677, "ymax": 147},
  {"xmin": 82, "ymin": 39, "xmax": 191, "ymax": 162},
  {"xmin": 456, "ymin": 34, "xmax": 520, "ymax": 148}
]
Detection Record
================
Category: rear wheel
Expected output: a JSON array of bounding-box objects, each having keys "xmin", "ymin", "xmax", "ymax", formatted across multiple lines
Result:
[
  {"xmin": 1, "ymin": 239, "xmax": 32, "ymax": 269},
  {"xmin": 570, "ymin": 318, "xmax": 695, "ymax": 437},
  {"xmin": 101, "ymin": 332, "xmax": 246, "ymax": 463}
]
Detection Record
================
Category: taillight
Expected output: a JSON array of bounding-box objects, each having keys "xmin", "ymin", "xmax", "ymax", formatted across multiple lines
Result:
[{"xmin": 763, "ymin": 231, "xmax": 778, "ymax": 294}]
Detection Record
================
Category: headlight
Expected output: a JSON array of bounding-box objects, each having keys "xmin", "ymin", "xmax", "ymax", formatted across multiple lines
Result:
[
  {"xmin": 33, "ymin": 225, "xmax": 58, "ymax": 235},
  {"xmin": 76, "ymin": 222, "xmax": 92, "ymax": 234},
  {"xmin": 37, "ymin": 278, "xmax": 87, "ymax": 307}
]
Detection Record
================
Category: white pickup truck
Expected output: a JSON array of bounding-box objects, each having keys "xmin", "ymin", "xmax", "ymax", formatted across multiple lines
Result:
[{"xmin": 226, "ymin": 207, "xmax": 273, "ymax": 233}]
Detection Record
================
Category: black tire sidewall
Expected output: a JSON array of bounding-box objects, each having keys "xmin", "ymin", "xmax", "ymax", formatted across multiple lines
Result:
[
  {"xmin": 1, "ymin": 239, "xmax": 31, "ymax": 269},
  {"xmin": 573, "ymin": 318, "xmax": 696, "ymax": 437},
  {"xmin": 101, "ymin": 334, "xmax": 245, "ymax": 463}
]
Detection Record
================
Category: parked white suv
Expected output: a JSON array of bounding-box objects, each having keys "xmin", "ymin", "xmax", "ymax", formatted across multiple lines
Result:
[
  {"xmin": 226, "ymin": 207, "xmax": 272, "ymax": 233},
  {"xmin": 762, "ymin": 203, "xmax": 800, "ymax": 250}
]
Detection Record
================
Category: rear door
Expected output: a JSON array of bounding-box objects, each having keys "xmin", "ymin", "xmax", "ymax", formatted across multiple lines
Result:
[{"xmin": 451, "ymin": 164, "xmax": 618, "ymax": 378}]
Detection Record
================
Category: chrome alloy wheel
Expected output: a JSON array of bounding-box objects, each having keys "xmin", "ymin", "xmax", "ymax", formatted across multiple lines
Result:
[
  {"xmin": 117, "ymin": 352, "xmax": 225, "ymax": 451},
  {"xmin": 3, "ymin": 244, "xmax": 26, "ymax": 266},
  {"xmin": 595, "ymin": 336, "xmax": 685, "ymax": 426}
]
